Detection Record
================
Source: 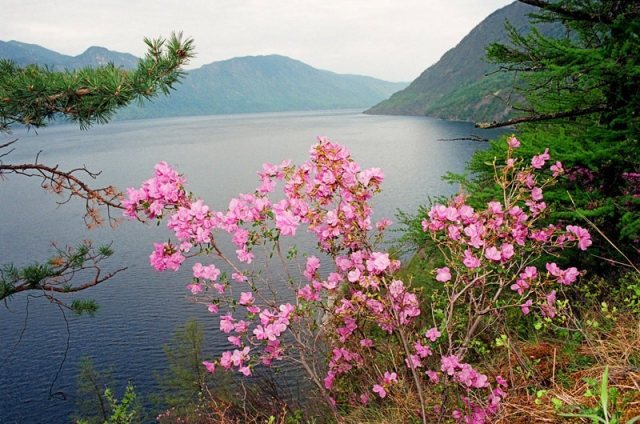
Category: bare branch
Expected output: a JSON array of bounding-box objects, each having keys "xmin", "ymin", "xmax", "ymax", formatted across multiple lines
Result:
[
  {"xmin": 0, "ymin": 160, "xmax": 124, "ymax": 228},
  {"xmin": 438, "ymin": 134, "xmax": 490, "ymax": 142}
]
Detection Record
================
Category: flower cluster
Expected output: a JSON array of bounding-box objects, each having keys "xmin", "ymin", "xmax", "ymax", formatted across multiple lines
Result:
[
  {"xmin": 123, "ymin": 137, "xmax": 405, "ymax": 392},
  {"xmin": 125, "ymin": 135, "xmax": 591, "ymax": 423},
  {"xmin": 423, "ymin": 139, "xmax": 591, "ymax": 329}
]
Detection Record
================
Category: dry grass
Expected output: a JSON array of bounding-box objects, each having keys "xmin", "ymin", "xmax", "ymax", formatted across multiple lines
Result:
[{"xmin": 495, "ymin": 311, "xmax": 640, "ymax": 423}]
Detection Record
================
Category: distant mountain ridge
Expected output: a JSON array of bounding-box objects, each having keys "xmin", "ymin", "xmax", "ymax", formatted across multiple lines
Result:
[
  {"xmin": 365, "ymin": 1, "xmax": 564, "ymax": 122},
  {"xmin": 0, "ymin": 40, "xmax": 139, "ymax": 70},
  {"xmin": 119, "ymin": 55, "xmax": 408, "ymax": 118},
  {"xmin": 0, "ymin": 41, "xmax": 407, "ymax": 118}
]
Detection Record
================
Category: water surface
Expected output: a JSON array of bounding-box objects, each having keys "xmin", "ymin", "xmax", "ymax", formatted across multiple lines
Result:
[{"xmin": 0, "ymin": 110, "xmax": 507, "ymax": 422}]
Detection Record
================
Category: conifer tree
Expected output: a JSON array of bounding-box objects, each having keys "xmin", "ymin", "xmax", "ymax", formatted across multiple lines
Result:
[{"xmin": 469, "ymin": 0, "xmax": 639, "ymax": 269}]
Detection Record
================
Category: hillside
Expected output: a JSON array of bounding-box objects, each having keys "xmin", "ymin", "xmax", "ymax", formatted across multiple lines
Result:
[
  {"xmin": 365, "ymin": 1, "xmax": 563, "ymax": 122},
  {"xmin": 0, "ymin": 42, "xmax": 407, "ymax": 118},
  {"xmin": 116, "ymin": 55, "xmax": 408, "ymax": 119}
]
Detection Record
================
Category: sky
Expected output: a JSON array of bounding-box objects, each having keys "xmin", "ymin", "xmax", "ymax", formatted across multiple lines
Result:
[{"xmin": 2, "ymin": 0, "xmax": 515, "ymax": 82}]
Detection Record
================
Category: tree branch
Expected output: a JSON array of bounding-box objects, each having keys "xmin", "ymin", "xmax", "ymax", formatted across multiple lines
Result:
[
  {"xmin": 0, "ymin": 160, "xmax": 123, "ymax": 228},
  {"xmin": 517, "ymin": 0, "xmax": 617, "ymax": 24},
  {"xmin": 475, "ymin": 104, "xmax": 610, "ymax": 129}
]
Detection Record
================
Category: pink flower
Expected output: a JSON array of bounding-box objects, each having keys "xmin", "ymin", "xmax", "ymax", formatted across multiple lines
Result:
[
  {"xmin": 567, "ymin": 225, "xmax": 592, "ymax": 250},
  {"xmin": 186, "ymin": 282, "xmax": 203, "ymax": 295},
  {"xmin": 405, "ymin": 355, "xmax": 422, "ymax": 369},
  {"xmin": 275, "ymin": 208, "xmax": 300, "ymax": 236},
  {"xmin": 203, "ymin": 361, "xmax": 216, "ymax": 374},
  {"xmin": 304, "ymin": 256, "xmax": 321, "ymax": 280},
  {"xmin": 441, "ymin": 355, "xmax": 461, "ymax": 375},
  {"xmin": 488, "ymin": 201, "xmax": 503, "ymax": 215},
  {"xmin": 192, "ymin": 263, "xmax": 220, "ymax": 280},
  {"xmin": 550, "ymin": 161, "xmax": 564, "ymax": 176},
  {"xmin": 426, "ymin": 370, "xmax": 439, "ymax": 383},
  {"xmin": 231, "ymin": 347, "xmax": 250, "ymax": 367},
  {"xmin": 531, "ymin": 148, "xmax": 550, "ymax": 169},
  {"xmin": 228, "ymin": 336, "xmax": 242, "ymax": 346},
  {"xmin": 239, "ymin": 292, "xmax": 255, "ymax": 306},
  {"xmin": 531, "ymin": 187, "xmax": 543, "ymax": 201},
  {"xmin": 232, "ymin": 228, "xmax": 249, "ymax": 247},
  {"xmin": 388, "ymin": 279, "xmax": 405, "ymax": 297},
  {"xmin": 358, "ymin": 167, "xmax": 384, "ymax": 186},
  {"xmin": 208, "ymin": 304, "xmax": 219, "ymax": 313},
  {"xmin": 373, "ymin": 384, "xmax": 387, "ymax": 398},
  {"xmin": 360, "ymin": 338, "xmax": 374, "ymax": 348},
  {"xmin": 435, "ymin": 267, "xmax": 452, "ymax": 282},
  {"xmin": 324, "ymin": 371, "xmax": 336, "ymax": 389},
  {"xmin": 232, "ymin": 272, "xmax": 248, "ymax": 283},
  {"xmin": 425, "ymin": 327, "xmax": 441, "ymax": 342},
  {"xmin": 448, "ymin": 225, "xmax": 461, "ymax": 241},
  {"xmin": 322, "ymin": 272, "xmax": 342, "ymax": 290},
  {"xmin": 463, "ymin": 249, "xmax": 481, "ymax": 268},
  {"xmin": 238, "ymin": 366, "xmax": 252, "ymax": 376},
  {"xmin": 501, "ymin": 243, "xmax": 515, "ymax": 260},
  {"xmin": 219, "ymin": 351, "xmax": 233, "ymax": 369},
  {"xmin": 485, "ymin": 246, "xmax": 501, "ymax": 261},
  {"xmin": 507, "ymin": 136, "xmax": 520, "ymax": 148},
  {"xmin": 366, "ymin": 252, "xmax": 391, "ymax": 274},
  {"xmin": 520, "ymin": 266, "xmax": 538, "ymax": 280},
  {"xmin": 521, "ymin": 299, "xmax": 533, "ymax": 315},
  {"xmin": 375, "ymin": 217, "xmax": 392, "ymax": 231},
  {"xmin": 510, "ymin": 279, "xmax": 530, "ymax": 295},
  {"xmin": 546, "ymin": 262, "xmax": 562, "ymax": 276},
  {"xmin": 383, "ymin": 371, "xmax": 398, "ymax": 383},
  {"xmin": 236, "ymin": 248, "xmax": 255, "ymax": 264},
  {"xmin": 414, "ymin": 341, "xmax": 432, "ymax": 358},
  {"xmin": 220, "ymin": 315, "xmax": 235, "ymax": 333}
]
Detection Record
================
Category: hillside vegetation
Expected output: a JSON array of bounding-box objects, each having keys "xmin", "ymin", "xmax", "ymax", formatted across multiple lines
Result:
[{"xmin": 365, "ymin": 1, "xmax": 563, "ymax": 122}]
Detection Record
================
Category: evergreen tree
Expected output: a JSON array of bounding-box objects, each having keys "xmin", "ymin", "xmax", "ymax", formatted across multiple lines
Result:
[
  {"xmin": 0, "ymin": 32, "xmax": 195, "ymax": 312},
  {"xmin": 469, "ymin": 0, "xmax": 640, "ymax": 270}
]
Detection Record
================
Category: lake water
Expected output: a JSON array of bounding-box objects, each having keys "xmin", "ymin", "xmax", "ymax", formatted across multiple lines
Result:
[{"xmin": 0, "ymin": 110, "xmax": 508, "ymax": 423}]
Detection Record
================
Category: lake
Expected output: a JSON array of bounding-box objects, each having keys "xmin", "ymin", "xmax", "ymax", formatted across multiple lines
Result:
[{"xmin": 0, "ymin": 110, "xmax": 508, "ymax": 423}]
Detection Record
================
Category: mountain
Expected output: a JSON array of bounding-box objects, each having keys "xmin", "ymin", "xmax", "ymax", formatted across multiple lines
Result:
[
  {"xmin": 117, "ymin": 55, "xmax": 408, "ymax": 119},
  {"xmin": 0, "ymin": 42, "xmax": 407, "ymax": 118},
  {"xmin": 365, "ymin": 1, "xmax": 564, "ymax": 122},
  {"xmin": 0, "ymin": 40, "xmax": 138, "ymax": 70}
]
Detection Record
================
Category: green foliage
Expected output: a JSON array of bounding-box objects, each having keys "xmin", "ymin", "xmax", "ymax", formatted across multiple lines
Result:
[
  {"xmin": 70, "ymin": 299, "xmax": 101, "ymax": 317},
  {"xmin": 467, "ymin": 1, "xmax": 640, "ymax": 271},
  {"xmin": 559, "ymin": 366, "xmax": 640, "ymax": 424},
  {"xmin": 153, "ymin": 317, "xmax": 217, "ymax": 409},
  {"xmin": 72, "ymin": 356, "xmax": 145, "ymax": 424},
  {"xmin": 0, "ymin": 32, "xmax": 195, "ymax": 132},
  {"xmin": 104, "ymin": 384, "xmax": 139, "ymax": 424},
  {"xmin": 72, "ymin": 356, "xmax": 115, "ymax": 424},
  {"xmin": 0, "ymin": 241, "xmax": 123, "ymax": 314}
]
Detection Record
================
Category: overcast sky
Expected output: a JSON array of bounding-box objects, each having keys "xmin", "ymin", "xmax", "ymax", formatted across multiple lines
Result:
[{"xmin": 2, "ymin": 0, "xmax": 515, "ymax": 82}]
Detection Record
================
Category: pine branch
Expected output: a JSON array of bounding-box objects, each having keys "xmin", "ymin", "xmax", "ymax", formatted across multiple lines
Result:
[{"xmin": 0, "ymin": 32, "xmax": 195, "ymax": 132}]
